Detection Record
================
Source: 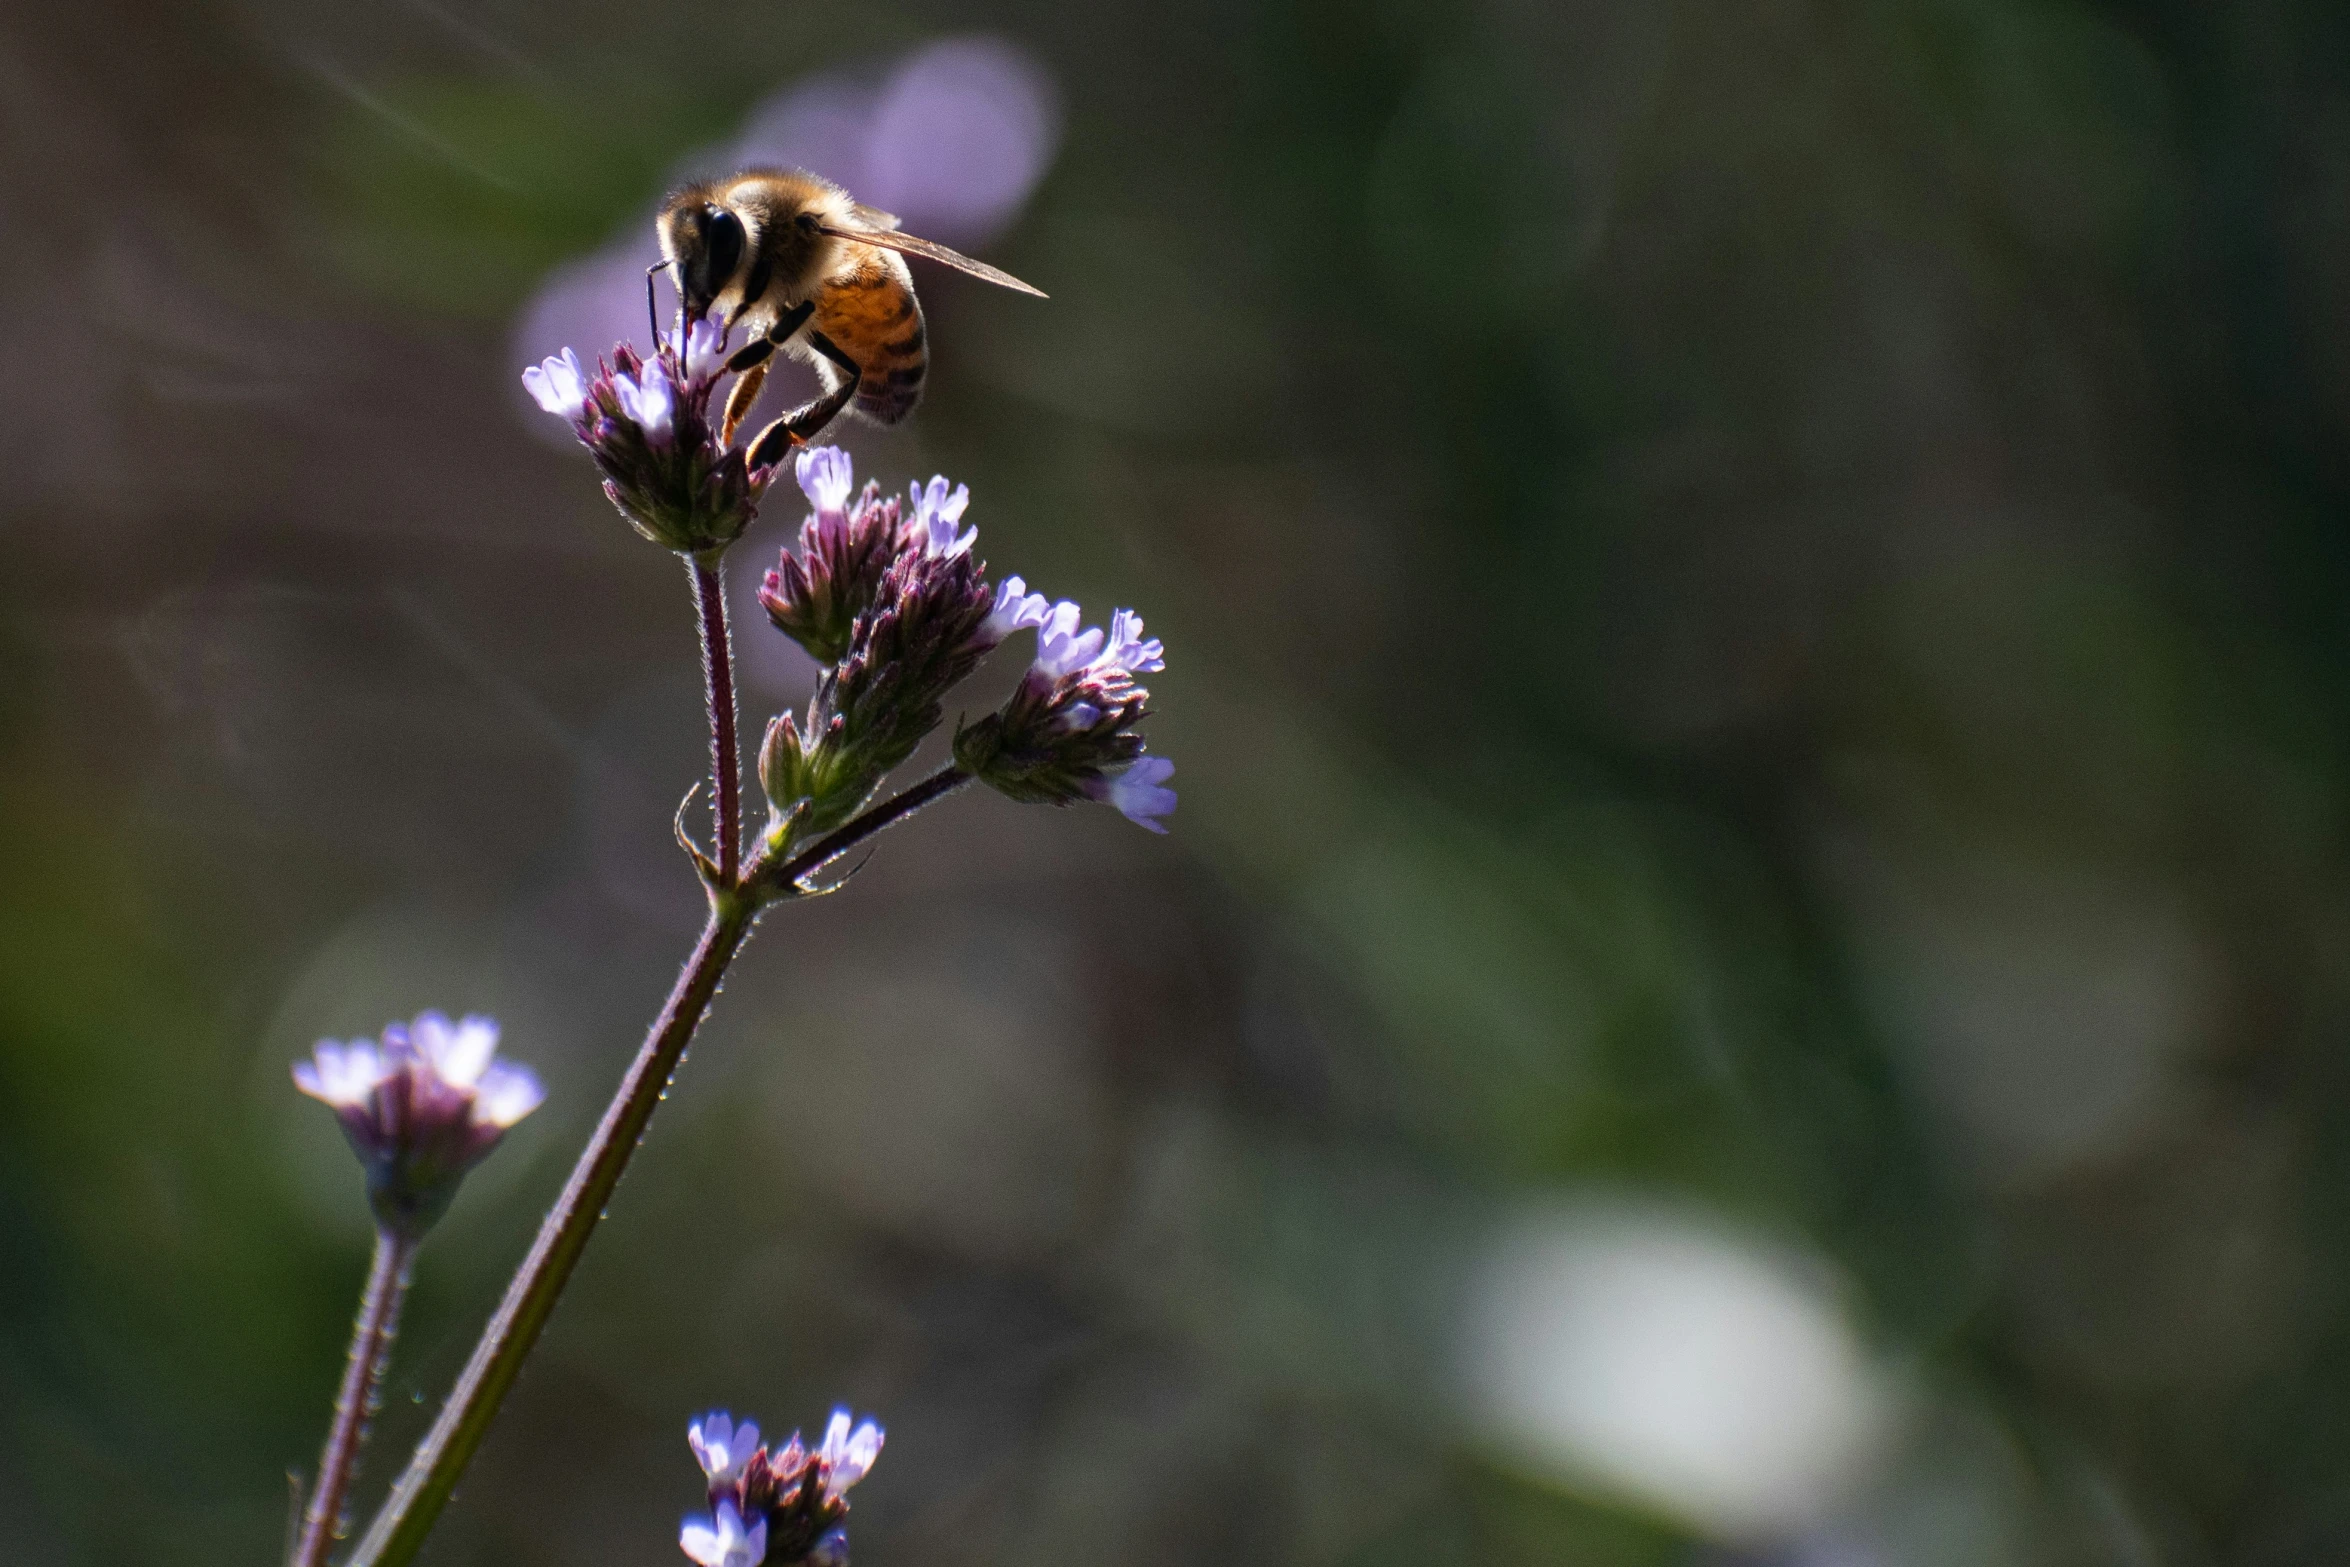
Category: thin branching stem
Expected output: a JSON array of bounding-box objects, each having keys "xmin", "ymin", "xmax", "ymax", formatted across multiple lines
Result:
[
  {"xmin": 293, "ymin": 1226, "xmax": 415, "ymax": 1567},
  {"xmin": 345, "ymin": 768, "xmax": 975, "ymax": 1567}
]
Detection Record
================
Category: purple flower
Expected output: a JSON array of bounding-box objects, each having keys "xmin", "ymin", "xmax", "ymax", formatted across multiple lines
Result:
[
  {"xmin": 1031, "ymin": 600, "xmax": 1103, "ymax": 681},
  {"xmin": 680, "ymin": 1499, "xmax": 766, "ymax": 1567},
  {"xmin": 982, "ymin": 575, "xmax": 1051, "ymax": 642},
  {"xmin": 1082, "ymin": 754, "xmax": 1177, "ymax": 833},
  {"xmin": 669, "ymin": 316, "xmax": 732, "ymax": 385},
  {"xmin": 519, "ymin": 323, "xmax": 771, "ymax": 555},
  {"xmin": 293, "ymin": 1013, "xmax": 544, "ymax": 1237},
  {"xmin": 815, "ymin": 1409, "xmax": 885, "ymax": 1502},
  {"xmin": 690, "ymin": 1412, "xmax": 763, "ymax": 1485},
  {"xmin": 1096, "ymin": 609, "xmax": 1165, "ymax": 676},
  {"xmin": 953, "ymin": 596, "xmax": 1167, "ymax": 826},
  {"xmin": 797, "ymin": 447, "xmax": 857, "ymax": 527},
  {"xmin": 906, "ymin": 475, "xmax": 975, "ymax": 558},
  {"xmin": 613, "ymin": 360, "xmax": 678, "ymax": 446},
  {"xmin": 680, "ymin": 1407, "xmax": 884, "ymax": 1567},
  {"xmin": 522, "ymin": 348, "xmax": 589, "ymax": 422}
]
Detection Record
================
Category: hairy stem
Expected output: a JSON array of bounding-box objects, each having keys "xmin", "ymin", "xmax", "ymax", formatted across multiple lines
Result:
[
  {"xmin": 293, "ymin": 1227, "xmax": 416, "ymax": 1567},
  {"xmin": 346, "ymin": 903, "xmax": 755, "ymax": 1567},
  {"xmin": 691, "ymin": 555, "xmax": 743, "ymax": 885},
  {"xmin": 345, "ymin": 767, "xmax": 974, "ymax": 1567},
  {"xmin": 763, "ymin": 765, "xmax": 973, "ymax": 891}
]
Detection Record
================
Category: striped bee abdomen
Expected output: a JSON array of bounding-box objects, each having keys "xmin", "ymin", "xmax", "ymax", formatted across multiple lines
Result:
[{"xmin": 813, "ymin": 251, "xmax": 928, "ymax": 427}]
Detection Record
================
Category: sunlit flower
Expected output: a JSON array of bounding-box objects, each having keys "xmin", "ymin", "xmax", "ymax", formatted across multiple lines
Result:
[
  {"xmin": 522, "ymin": 349, "xmax": 589, "ymax": 422},
  {"xmin": 520, "ymin": 328, "xmax": 771, "ymax": 555},
  {"xmin": 293, "ymin": 1012, "xmax": 544, "ymax": 1237},
  {"xmin": 680, "ymin": 1407, "xmax": 883, "ymax": 1567},
  {"xmin": 815, "ymin": 1409, "xmax": 885, "ymax": 1502},
  {"xmin": 690, "ymin": 1412, "xmax": 763, "ymax": 1485},
  {"xmin": 953, "ymin": 596, "xmax": 1168, "ymax": 827},
  {"xmin": 613, "ymin": 360, "xmax": 678, "ymax": 446},
  {"xmin": 797, "ymin": 447, "xmax": 856, "ymax": 528},
  {"xmin": 1082, "ymin": 754, "xmax": 1177, "ymax": 833},
  {"xmin": 983, "ymin": 575, "xmax": 1051, "ymax": 642},
  {"xmin": 669, "ymin": 316, "xmax": 733, "ymax": 384},
  {"xmin": 906, "ymin": 476, "xmax": 975, "ymax": 558},
  {"xmin": 680, "ymin": 1499, "xmax": 767, "ymax": 1567},
  {"xmin": 1095, "ymin": 608, "xmax": 1165, "ymax": 676}
]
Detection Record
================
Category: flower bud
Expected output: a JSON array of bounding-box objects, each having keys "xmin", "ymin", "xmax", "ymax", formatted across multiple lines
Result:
[{"xmin": 293, "ymin": 1012, "xmax": 544, "ymax": 1238}]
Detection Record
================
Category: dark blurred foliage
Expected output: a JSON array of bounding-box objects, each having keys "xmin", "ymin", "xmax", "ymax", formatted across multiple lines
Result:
[{"xmin": 9, "ymin": 0, "xmax": 2350, "ymax": 1562}]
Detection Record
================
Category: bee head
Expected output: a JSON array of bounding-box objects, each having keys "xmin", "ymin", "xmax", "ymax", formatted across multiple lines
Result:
[{"xmin": 660, "ymin": 199, "xmax": 748, "ymax": 322}]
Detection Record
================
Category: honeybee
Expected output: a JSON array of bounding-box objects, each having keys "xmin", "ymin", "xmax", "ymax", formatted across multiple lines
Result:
[{"xmin": 655, "ymin": 168, "xmax": 1045, "ymax": 466}]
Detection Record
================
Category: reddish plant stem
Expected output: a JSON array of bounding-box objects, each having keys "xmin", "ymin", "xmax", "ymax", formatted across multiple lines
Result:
[
  {"xmin": 691, "ymin": 554, "xmax": 742, "ymax": 884},
  {"xmin": 293, "ymin": 1226, "xmax": 416, "ymax": 1567},
  {"xmin": 346, "ymin": 767, "xmax": 975, "ymax": 1567}
]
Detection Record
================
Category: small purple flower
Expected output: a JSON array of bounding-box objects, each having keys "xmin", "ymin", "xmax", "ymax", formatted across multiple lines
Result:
[
  {"xmin": 669, "ymin": 316, "xmax": 732, "ymax": 385},
  {"xmin": 906, "ymin": 475, "xmax": 975, "ymax": 558},
  {"xmin": 522, "ymin": 349, "xmax": 589, "ymax": 422},
  {"xmin": 953, "ymin": 596, "xmax": 1168, "ymax": 827},
  {"xmin": 982, "ymin": 575, "xmax": 1051, "ymax": 642},
  {"xmin": 613, "ymin": 360, "xmax": 678, "ymax": 446},
  {"xmin": 521, "ymin": 327, "xmax": 769, "ymax": 554},
  {"xmin": 690, "ymin": 1412, "xmax": 763, "ymax": 1485},
  {"xmin": 679, "ymin": 1407, "xmax": 883, "ymax": 1567},
  {"xmin": 680, "ymin": 1499, "xmax": 767, "ymax": 1567},
  {"xmin": 1096, "ymin": 609, "xmax": 1165, "ymax": 676},
  {"xmin": 797, "ymin": 447, "xmax": 857, "ymax": 528},
  {"xmin": 1032, "ymin": 600, "xmax": 1104, "ymax": 681},
  {"xmin": 1083, "ymin": 754, "xmax": 1177, "ymax": 833},
  {"xmin": 815, "ymin": 1409, "xmax": 885, "ymax": 1502},
  {"xmin": 293, "ymin": 1012, "xmax": 544, "ymax": 1237}
]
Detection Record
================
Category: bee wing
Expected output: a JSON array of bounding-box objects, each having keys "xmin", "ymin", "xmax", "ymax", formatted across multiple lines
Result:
[
  {"xmin": 850, "ymin": 201, "xmax": 902, "ymax": 232},
  {"xmin": 818, "ymin": 224, "xmax": 1047, "ymax": 298}
]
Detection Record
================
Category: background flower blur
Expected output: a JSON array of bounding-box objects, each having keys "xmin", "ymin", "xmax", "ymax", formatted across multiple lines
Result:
[{"xmin": 4, "ymin": 3, "xmax": 2349, "ymax": 1564}]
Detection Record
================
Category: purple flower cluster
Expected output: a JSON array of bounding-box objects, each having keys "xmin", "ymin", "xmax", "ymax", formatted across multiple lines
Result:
[
  {"xmin": 293, "ymin": 1013, "xmax": 543, "ymax": 1238},
  {"xmin": 678, "ymin": 1409, "xmax": 882, "ymax": 1567},
  {"xmin": 953, "ymin": 600, "xmax": 1176, "ymax": 832},
  {"xmin": 755, "ymin": 448, "xmax": 1176, "ymax": 843},
  {"xmin": 524, "ymin": 319, "xmax": 771, "ymax": 555}
]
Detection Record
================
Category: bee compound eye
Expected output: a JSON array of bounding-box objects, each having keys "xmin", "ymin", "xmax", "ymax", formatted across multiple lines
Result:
[{"xmin": 697, "ymin": 207, "xmax": 745, "ymax": 293}]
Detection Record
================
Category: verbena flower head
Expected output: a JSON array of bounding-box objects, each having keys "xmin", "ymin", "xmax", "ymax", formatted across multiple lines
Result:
[
  {"xmin": 682, "ymin": 1409, "xmax": 883, "ymax": 1567},
  {"xmin": 954, "ymin": 598, "xmax": 1176, "ymax": 830},
  {"xmin": 758, "ymin": 450, "xmax": 907, "ymax": 666},
  {"xmin": 293, "ymin": 1012, "xmax": 544, "ymax": 1238},
  {"xmin": 524, "ymin": 317, "xmax": 771, "ymax": 556},
  {"xmin": 758, "ymin": 459, "xmax": 1042, "ymax": 844}
]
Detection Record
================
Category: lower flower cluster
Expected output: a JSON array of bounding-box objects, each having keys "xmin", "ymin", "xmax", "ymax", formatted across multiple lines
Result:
[{"xmin": 679, "ymin": 1410, "xmax": 883, "ymax": 1567}]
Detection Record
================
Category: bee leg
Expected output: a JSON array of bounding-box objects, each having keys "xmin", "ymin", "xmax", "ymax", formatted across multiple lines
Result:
[
  {"xmin": 723, "ymin": 300, "xmax": 814, "ymax": 375},
  {"xmin": 719, "ymin": 360, "xmax": 769, "ymax": 445},
  {"xmin": 745, "ymin": 330, "xmax": 862, "ymax": 469}
]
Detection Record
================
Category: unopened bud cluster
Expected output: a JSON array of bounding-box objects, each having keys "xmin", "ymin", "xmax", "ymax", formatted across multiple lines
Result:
[{"xmin": 679, "ymin": 1409, "xmax": 882, "ymax": 1567}]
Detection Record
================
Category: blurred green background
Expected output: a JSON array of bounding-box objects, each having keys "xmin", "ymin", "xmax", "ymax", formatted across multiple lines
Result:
[{"xmin": 7, "ymin": 0, "xmax": 2350, "ymax": 1562}]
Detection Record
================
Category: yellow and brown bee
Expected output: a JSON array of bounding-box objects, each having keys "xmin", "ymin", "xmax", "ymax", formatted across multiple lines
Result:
[{"xmin": 656, "ymin": 168, "xmax": 1044, "ymax": 466}]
